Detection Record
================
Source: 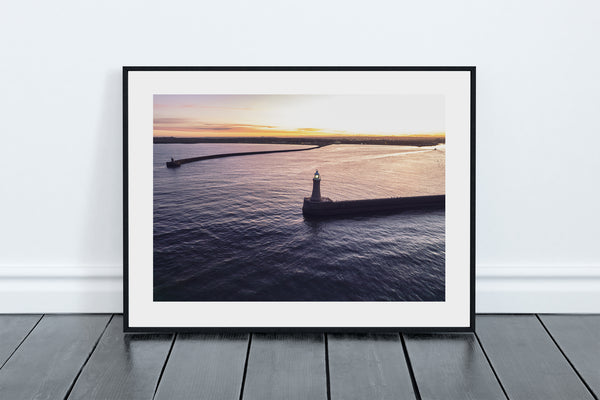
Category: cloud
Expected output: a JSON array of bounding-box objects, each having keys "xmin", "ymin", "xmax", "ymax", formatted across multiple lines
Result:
[
  {"xmin": 188, "ymin": 125, "xmax": 232, "ymax": 131},
  {"xmin": 153, "ymin": 117, "xmax": 189, "ymax": 124},
  {"xmin": 153, "ymin": 119, "xmax": 280, "ymax": 133}
]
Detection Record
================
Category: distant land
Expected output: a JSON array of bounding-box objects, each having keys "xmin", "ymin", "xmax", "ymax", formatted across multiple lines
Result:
[{"xmin": 154, "ymin": 135, "xmax": 445, "ymax": 147}]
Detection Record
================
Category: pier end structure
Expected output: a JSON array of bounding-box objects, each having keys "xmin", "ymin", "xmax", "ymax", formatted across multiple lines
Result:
[{"xmin": 303, "ymin": 169, "xmax": 333, "ymax": 212}]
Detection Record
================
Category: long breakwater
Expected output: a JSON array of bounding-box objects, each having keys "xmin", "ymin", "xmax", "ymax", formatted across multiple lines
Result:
[{"xmin": 166, "ymin": 145, "xmax": 324, "ymax": 168}]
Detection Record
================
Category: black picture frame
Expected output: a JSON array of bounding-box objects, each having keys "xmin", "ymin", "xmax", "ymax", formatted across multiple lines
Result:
[{"xmin": 123, "ymin": 66, "xmax": 475, "ymax": 332}]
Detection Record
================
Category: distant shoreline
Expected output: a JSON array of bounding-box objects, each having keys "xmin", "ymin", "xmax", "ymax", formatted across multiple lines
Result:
[{"xmin": 153, "ymin": 136, "xmax": 445, "ymax": 147}]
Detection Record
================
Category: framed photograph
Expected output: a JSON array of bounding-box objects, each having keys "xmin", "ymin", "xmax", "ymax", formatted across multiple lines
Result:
[{"xmin": 123, "ymin": 66, "xmax": 475, "ymax": 332}]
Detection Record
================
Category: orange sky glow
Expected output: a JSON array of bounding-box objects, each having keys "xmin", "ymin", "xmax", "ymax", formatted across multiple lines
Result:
[{"xmin": 154, "ymin": 95, "xmax": 445, "ymax": 138}]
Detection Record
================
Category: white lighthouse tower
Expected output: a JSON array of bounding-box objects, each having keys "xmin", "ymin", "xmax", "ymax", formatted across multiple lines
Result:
[{"xmin": 310, "ymin": 170, "xmax": 322, "ymax": 201}]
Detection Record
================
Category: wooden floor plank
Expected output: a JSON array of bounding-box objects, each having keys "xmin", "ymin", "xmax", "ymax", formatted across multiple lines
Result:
[
  {"xmin": 154, "ymin": 333, "xmax": 249, "ymax": 400},
  {"xmin": 242, "ymin": 333, "xmax": 327, "ymax": 400},
  {"xmin": 404, "ymin": 333, "xmax": 506, "ymax": 400},
  {"xmin": 0, "ymin": 314, "xmax": 41, "ymax": 368},
  {"xmin": 539, "ymin": 314, "xmax": 600, "ymax": 398},
  {"xmin": 476, "ymin": 315, "xmax": 594, "ymax": 400},
  {"xmin": 66, "ymin": 315, "xmax": 173, "ymax": 400},
  {"xmin": 0, "ymin": 314, "xmax": 110, "ymax": 400},
  {"xmin": 328, "ymin": 333, "xmax": 415, "ymax": 400}
]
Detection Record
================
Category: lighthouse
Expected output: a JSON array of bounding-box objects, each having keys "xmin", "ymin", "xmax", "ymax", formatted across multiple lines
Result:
[
  {"xmin": 302, "ymin": 170, "xmax": 333, "ymax": 215},
  {"xmin": 310, "ymin": 170, "xmax": 322, "ymax": 201}
]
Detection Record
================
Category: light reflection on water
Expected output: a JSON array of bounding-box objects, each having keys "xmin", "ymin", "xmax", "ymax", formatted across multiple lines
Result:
[{"xmin": 153, "ymin": 143, "xmax": 445, "ymax": 301}]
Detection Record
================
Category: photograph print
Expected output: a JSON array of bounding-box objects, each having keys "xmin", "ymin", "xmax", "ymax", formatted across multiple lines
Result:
[
  {"xmin": 153, "ymin": 94, "xmax": 446, "ymax": 302},
  {"xmin": 124, "ymin": 68, "xmax": 474, "ymax": 330}
]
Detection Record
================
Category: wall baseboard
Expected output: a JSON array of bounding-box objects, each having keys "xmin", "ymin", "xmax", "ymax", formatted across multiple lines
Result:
[
  {"xmin": 476, "ymin": 266, "xmax": 600, "ymax": 313},
  {"xmin": 0, "ymin": 267, "xmax": 122, "ymax": 313},
  {"xmin": 0, "ymin": 266, "xmax": 599, "ymax": 313}
]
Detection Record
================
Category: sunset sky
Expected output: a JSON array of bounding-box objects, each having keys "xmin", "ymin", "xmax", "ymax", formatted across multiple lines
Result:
[{"xmin": 153, "ymin": 95, "xmax": 444, "ymax": 137}]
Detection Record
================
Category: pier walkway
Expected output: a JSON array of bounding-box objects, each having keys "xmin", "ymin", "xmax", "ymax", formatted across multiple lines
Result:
[{"xmin": 303, "ymin": 195, "xmax": 445, "ymax": 217}]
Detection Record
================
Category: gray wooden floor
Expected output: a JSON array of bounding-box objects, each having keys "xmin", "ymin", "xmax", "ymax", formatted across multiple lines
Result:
[{"xmin": 0, "ymin": 315, "xmax": 598, "ymax": 400}]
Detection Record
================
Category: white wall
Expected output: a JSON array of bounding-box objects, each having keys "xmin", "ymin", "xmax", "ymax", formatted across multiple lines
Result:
[{"xmin": 1, "ymin": 0, "xmax": 599, "ymax": 313}]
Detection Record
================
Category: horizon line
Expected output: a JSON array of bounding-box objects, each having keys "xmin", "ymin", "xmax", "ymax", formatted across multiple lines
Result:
[{"xmin": 152, "ymin": 132, "xmax": 446, "ymax": 139}]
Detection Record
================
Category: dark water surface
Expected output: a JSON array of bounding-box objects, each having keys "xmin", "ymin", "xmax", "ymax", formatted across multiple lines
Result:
[{"xmin": 154, "ymin": 143, "xmax": 445, "ymax": 301}]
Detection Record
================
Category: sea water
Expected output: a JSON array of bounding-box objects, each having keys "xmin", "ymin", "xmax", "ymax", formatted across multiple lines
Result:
[{"xmin": 153, "ymin": 143, "xmax": 445, "ymax": 301}]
